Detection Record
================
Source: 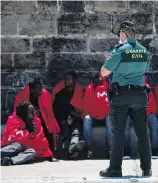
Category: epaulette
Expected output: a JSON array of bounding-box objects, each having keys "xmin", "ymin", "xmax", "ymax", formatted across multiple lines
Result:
[
  {"xmin": 114, "ymin": 44, "xmax": 123, "ymax": 48},
  {"xmin": 110, "ymin": 44, "xmax": 123, "ymax": 52}
]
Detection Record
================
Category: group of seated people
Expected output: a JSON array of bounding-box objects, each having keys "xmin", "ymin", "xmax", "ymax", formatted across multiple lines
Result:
[{"xmin": 1, "ymin": 71, "xmax": 158, "ymax": 166}]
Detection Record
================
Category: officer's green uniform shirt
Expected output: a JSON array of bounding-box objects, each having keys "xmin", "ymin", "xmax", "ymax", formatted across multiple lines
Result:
[{"xmin": 103, "ymin": 38, "xmax": 149, "ymax": 86}]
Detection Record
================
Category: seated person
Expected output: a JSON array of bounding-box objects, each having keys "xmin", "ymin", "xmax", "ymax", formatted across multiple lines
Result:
[
  {"xmin": 146, "ymin": 83, "xmax": 158, "ymax": 157},
  {"xmin": 1, "ymin": 102, "xmax": 55, "ymax": 166},
  {"xmin": 14, "ymin": 78, "xmax": 60, "ymax": 161},
  {"xmin": 146, "ymin": 73, "xmax": 158, "ymax": 115},
  {"xmin": 83, "ymin": 73, "xmax": 131, "ymax": 159},
  {"xmin": 52, "ymin": 71, "xmax": 85, "ymax": 159}
]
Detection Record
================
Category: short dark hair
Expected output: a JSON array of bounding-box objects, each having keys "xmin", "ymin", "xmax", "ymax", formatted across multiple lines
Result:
[
  {"xmin": 29, "ymin": 78, "xmax": 42, "ymax": 89},
  {"xmin": 65, "ymin": 71, "xmax": 78, "ymax": 80},
  {"xmin": 16, "ymin": 101, "xmax": 33, "ymax": 122},
  {"xmin": 123, "ymin": 28, "xmax": 135, "ymax": 38},
  {"xmin": 92, "ymin": 72, "xmax": 101, "ymax": 82}
]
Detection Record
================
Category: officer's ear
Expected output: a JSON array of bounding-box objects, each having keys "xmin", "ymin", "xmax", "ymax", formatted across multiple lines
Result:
[{"xmin": 119, "ymin": 30, "xmax": 122, "ymax": 36}]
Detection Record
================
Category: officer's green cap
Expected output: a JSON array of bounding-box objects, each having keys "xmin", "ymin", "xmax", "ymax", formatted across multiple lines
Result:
[{"xmin": 117, "ymin": 21, "xmax": 136, "ymax": 35}]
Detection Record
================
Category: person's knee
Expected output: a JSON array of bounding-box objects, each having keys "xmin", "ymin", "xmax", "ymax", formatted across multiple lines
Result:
[
  {"xmin": 11, "ymin": 142, "xmax": 23, "ymax": 150},
  {"xmin": 10, "ymin": 142, "xmax": 21, "ymax": 146},
  {"xmin": 149, "ymin": 121, "xmax": 157, "ymax": 130},
  {"xmin": 148, "ymin": 114, "xmax": 158, "ymax": 129},
  {"xmin": 84, "ymin": 115, "xmax": 92, "ymax": 128},
  {"xmin": 25, "ymin": 148, "xmax": 36, "ymax": 156},
  {"xmin": 84, "ymin": 115, "xmax": 92, "ymax": 121}
]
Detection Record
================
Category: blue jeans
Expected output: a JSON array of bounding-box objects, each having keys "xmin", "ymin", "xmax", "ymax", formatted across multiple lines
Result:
[
  {"xmin": 83, "ymin": 115, "xmax": 130, "ymax": 151},
  {"xmin": 148, "ymin": 113, "xmax": 158, "ymax": 149}
]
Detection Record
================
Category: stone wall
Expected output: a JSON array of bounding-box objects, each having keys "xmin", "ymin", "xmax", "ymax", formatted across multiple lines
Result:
[{"xmin": 1, "ymin": 1, "xmax": 158, "ymax": 123}]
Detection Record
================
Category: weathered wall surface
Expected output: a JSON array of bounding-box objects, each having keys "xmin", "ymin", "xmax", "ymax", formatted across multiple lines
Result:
[{"xmin": 1, "ymin": 1, "xmax": 158, "ymax": 123}]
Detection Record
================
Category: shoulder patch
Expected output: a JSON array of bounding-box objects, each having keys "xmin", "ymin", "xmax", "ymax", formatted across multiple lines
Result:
[{"xmin": 108, "ymin": 55, "xmax": 113, "ymax": 59}]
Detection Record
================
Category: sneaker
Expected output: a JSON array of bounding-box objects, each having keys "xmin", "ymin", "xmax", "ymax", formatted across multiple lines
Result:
[
  {"xmin": 2, "ymin": 157, "xmax": 12, "ymax": 166},
  {"xmin": 47, "ymin": 157, "xmax": 59, "ymax": 162},
  {"xmin": 69, "ymin": 140, "xmax": 85, "ymax": 153},
  {"xmin": 151, "ymin": 155, "xmax": 158, "ymax": 159},
  {"xmin": 142, "ymin": 169, "xmax": 152, "ymax": 176},
  {"xmin": 87, "ymin": 151, "xmax": 93, "ymax": 159},
  {"xmin": 100, "ymin": 167, "xmax": 122, "ymax": 177},
  {"xmin": 69, "ymin": 152, "xmax": 79, "ymax": 159}
]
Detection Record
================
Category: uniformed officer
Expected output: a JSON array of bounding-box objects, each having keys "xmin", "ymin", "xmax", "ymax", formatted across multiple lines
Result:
[{"xmin": 100, "ymin": 21, "xmax": 152, "ymax": 177}]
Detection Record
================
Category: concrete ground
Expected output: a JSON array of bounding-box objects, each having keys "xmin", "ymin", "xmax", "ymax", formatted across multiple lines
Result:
[{"xmin": 1, "ymin": 159, "xmax": 158, "ymax": 183}]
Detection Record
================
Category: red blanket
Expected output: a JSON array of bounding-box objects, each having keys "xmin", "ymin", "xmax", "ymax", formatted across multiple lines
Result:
[
  {"xmin": 145, "ymin": 79, "xmax": 157, "ymax": 116},
  {"xmin": 52, "ymin": 80, "xmax": 84, "ymax": 112},
  {"xmin": 1, "ymin": 113, "xmax": 52, "ymax": 157},
  {"xmin": 147, "ymin": 92, "xmax": 157, "ymax": 116},
  {"xmin": 14, "ymin": 86, "xmax": 60, "ymax": 133},
  {"xmin": 83, "ymin": 76, "xmax": 110, "ymax": 120},
  {"xmin": 153, "ymin": 84, "xmax": 158, "ymax": 114}
]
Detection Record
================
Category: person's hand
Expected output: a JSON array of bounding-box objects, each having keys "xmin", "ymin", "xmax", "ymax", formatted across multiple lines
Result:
[
  {"xmin": 27, "ymin": 123, "xmax": 36, "ymax": 133},
  {"xmin": 67, "ymin": 115, "xmax": 74, "ymax": 125},
  {"xmin": 60, "ymin": 120, "xmax": 67, "ymax": 125}
]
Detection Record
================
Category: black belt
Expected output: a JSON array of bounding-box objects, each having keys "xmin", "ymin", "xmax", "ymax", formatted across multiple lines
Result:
[{"xmin": 118, "ymin": 85, "xmax": 145, "ymax": 91}]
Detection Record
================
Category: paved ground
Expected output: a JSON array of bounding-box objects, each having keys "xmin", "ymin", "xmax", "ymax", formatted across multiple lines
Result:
[{"xmin": 1, "ymin": 159, "xmax": 158, "ymax": 183}]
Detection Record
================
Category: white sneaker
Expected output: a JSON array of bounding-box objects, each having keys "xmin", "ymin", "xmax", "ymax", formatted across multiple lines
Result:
[{"xmin": 123, "ymin": 155, "xmax": 130, "ymax": 160}]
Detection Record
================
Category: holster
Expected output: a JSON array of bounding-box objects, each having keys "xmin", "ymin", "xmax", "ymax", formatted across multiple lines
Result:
[
  {"xmin": 107, "ymin": 82, "xmax": 120, "ymax": 102},
  {"xmin": 111, "ymin": 82, "xmax": 120, "ymax": 96},
  {"xmin": 107, "ymin": 88, "xmax": 113, "ymax": 102}
]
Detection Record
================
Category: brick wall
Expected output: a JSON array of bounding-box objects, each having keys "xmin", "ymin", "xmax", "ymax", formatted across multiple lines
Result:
[{"xmin": 1, "ymin": 1, "xmax": 158, "ymax": 123}]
